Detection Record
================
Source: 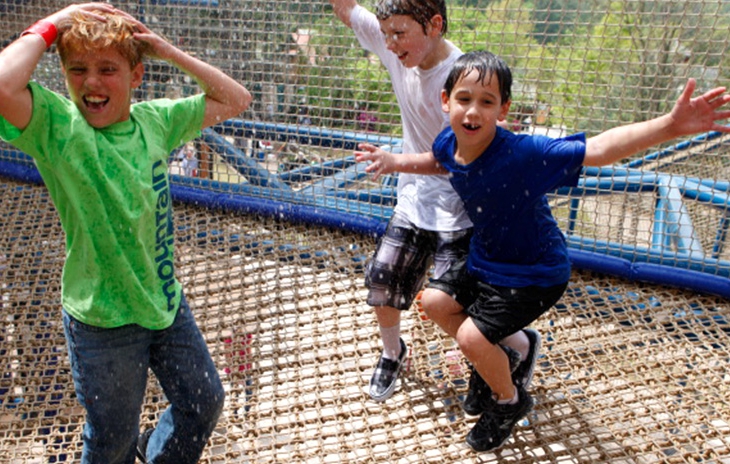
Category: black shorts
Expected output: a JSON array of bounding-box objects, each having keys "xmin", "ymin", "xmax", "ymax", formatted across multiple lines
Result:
[
  {"xmin": 430, "ymin": 257, "xmax": 568, "ymax": 343},
  {"xmin": 365, "ymin": 212, "xmax": 471, "ymax": 310}
]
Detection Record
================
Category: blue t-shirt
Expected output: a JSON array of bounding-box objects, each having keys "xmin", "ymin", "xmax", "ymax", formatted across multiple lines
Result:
[{"xmin": 432, "ymin": 127, "xmax": 585, "ymax": 287}]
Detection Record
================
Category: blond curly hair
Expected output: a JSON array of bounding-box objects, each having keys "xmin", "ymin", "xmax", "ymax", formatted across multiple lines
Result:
[{"xmin": 56, "ymin": 10, "xmax": 149, "ymax": 68}]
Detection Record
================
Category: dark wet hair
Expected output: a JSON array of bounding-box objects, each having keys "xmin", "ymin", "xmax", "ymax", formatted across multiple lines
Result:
[
  {"xmin": 443, "ymin": 51, "xmax": 512, "ymax": 104},
  {"xmin": 375, "ymin": 0, "xmax": 448, "ymax": 35}
]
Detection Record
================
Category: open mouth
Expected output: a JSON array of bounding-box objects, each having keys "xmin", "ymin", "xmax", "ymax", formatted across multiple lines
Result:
[
  {"xmin": 83, "ymin": 95, "xmax": 109, "ymax": 111},
  {"xmin": 463, "ymin": 123, "xmax": 481, "ymax": 131}
]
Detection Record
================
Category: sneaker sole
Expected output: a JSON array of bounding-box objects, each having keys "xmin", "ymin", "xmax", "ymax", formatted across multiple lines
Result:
[
  {"xmin": 369, "ymin": 362, "xmax": 405, "ymax": 402},
  {"xmin": 467, "ymin": 431, "xmax": 512, "ymax": 453},
  {"xmin": 136, "ymin": 429, "xmax": 153, "ymax": 463},
  {"xmin": 462, "ymin": 375, "xmax": 488, "ymax": 416},
  {"xmin": 466, "ymin": 394, "xmax": 535, "ymax": 452},
  {"xmin": 519, "ymin": 328, "xmax": 541, "ymax": 389},
  {"xmin": 369, "ymin": 346, "xmax": 408, "ymax": 402},
  {"xmin": 463, "ymin": 403, "xmax": 483, "ymax": 417}
]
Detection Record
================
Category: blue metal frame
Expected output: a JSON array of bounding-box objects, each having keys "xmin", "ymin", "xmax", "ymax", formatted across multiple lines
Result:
[{"xmin": 1, "ymin": 122, "xmax": 728, "ymax": 298}]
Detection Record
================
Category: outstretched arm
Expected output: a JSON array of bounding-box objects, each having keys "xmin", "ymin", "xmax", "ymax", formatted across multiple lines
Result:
[
  {"xmin": 584, "ymin": 78, "xmax": 730, "ymax": 166},
  {"xmin": 329, "ymin": 0, "xmax": 358, "ymax": 28},
  {"xmin": 0, "ymin": 3, "xmax": 116, "ymax": 130},
  {"xmin": 129, "ymin": 15, "xmax": 251, "ymax": 129},
  {"xmin": 355, "ymin": 143, "xmax": 446, "ymax": 181}
]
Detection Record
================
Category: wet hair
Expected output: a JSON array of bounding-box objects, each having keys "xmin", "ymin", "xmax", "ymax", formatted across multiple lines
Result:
[
  {"xmin": 443, "ymin": 51, "xmax": 512, "ymax": 104},
  {"xmin": 375, "ymin": 0, "xmax": 448, "ymax": 35},
  {"xmin": 57, "ymin": 10, "xmax": 149, "ymax": 69}
]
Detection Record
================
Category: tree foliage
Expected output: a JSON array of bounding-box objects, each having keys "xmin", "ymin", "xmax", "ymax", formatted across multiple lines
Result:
[{"xmin": 270, "ymin": 0, "xmax": 730, "ymax": 137}]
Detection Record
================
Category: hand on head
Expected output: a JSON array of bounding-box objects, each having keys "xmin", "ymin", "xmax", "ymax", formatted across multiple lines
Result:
[{"xmin": 48, "ymin": 2, "xmax": 120, "ymax": 28}]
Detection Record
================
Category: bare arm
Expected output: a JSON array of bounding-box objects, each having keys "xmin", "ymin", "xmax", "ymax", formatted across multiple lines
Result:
[
  {"xmin": 584, "ymin": 78, "xmax": 730, "ymax": 166},
  {"xmin": 329, "ymin": 0, "xmax": 358, "ymax": 28},
  {"xmin": 354, "ymin": 143, "xmax": 446, "ymax": 180},
  {"xmin": 130, "ymin": 18, "xmax": 251, "ymax": 129},
  {"xmin": 0, "ymin": 3, "xmax": 115, "ymax": 130}
]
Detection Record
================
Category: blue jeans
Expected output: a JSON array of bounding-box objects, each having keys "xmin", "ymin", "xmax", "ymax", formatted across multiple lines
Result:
[{"xmin": 62, "ymin": 295, "xmax": 224, "ymax": 464}]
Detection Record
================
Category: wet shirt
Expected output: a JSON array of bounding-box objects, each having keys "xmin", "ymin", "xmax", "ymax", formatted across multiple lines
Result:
[
  {"xmin": 350, "ymin": 5, "xmax": 472, "ymax": 232},
  {"xmin": 432, "ymin": 127, "xmax": 585, "ymax": 287},
  {"xmin": 0, "ymin": 82, "xmax": 205, "ymax": 329}
]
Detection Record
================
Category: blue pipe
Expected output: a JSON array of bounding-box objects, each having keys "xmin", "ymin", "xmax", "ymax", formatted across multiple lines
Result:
[
  {"xmin": 569, "ymin": 248, "xmax": 730, "ymax": 299},
  {"xmin": 2, "ymin": 120, "xmax": 728, "ymax": 299}
]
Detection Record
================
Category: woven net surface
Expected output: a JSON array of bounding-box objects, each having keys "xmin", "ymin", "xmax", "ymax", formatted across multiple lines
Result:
[{"xmin": 2, "ymin": 178, "xmax": 729, "ymax": 464}]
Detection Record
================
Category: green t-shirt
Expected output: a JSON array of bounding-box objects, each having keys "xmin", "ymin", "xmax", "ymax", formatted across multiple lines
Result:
[{"xmin": 0, "ymin": 82, "xmax": 206, "ymax": 329}]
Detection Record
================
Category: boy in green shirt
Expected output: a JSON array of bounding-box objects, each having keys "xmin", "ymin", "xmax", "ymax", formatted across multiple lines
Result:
[{"xmin": 0, "ymin": 3, "xmax": 251, "ymax": 462}]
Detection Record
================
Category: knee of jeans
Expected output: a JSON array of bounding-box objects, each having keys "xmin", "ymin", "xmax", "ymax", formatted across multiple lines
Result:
[{"xmin": 200, "ymin": 380, "xmax": 226, "ymax": 421}]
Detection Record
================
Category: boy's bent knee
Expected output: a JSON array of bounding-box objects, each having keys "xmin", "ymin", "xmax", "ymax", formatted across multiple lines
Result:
[
  {"xmin": 456, "ymin": 320, "xmax": 491, "ymax": 353},
  {"xmin": 179, "ymin": 374, "xmax": 225, "ymax": 424},
  {"xmin": 201, "ymin": 379, "xmax": 226, "ymax": 422},
  {"xmin": 422, "ymin": 288, "xmax": 462, "ymax": 315}
]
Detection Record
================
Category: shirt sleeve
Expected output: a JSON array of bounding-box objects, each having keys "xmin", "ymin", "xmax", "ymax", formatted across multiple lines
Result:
[
  {"xmin": 432, "ymin": 127, "xmax": 456, "ymax": 168},
  {"xmin": 534, "ymin": 132, "xmax": 586, "ymax": 191},
  {"xmin": 350, "ymin": 6, "xmax": 384, "ymax": 54},
  {"xmin": 134, "ymin": 93, "xmax": 206, "ymax": 154},
  {"xmin": 349, "ymin": 5, "xmax": 401, "ymax": 74},
  {"xmin": 0, "ymin": 82, "xmax": 77, "ymax": 165},
  {"xmin": 0, "ymin": 115, "xmax": 22, "ymax": 142}
]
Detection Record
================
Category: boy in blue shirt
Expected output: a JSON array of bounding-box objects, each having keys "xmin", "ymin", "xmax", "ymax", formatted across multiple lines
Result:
[
  {"xmin": 0, "ymin": 3, "xmax": 251, "ymax": 462},
  {"xmin": 355, "ymin": 50, "xmax": 730, "ymax": 451}
]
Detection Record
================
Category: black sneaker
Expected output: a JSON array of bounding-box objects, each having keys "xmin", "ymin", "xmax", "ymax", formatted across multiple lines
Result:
[
  {"xmin": 136, "ymin": 429, "xmax": 153, "ymax": 463},
  {"xmin": 466, "ymin": 386, "xmax": 534, "ymax": 452},
  {"xmin": 462, "ymin": 364, "xmax": 491, "ymax": 416},
  {"xmin": 368, "ymin": 338, "xmax": 407, "ymax": 402},
  {"xmin": 462, "ymin": 346, "xmax": 520, "ymax": 416},
  {"xmin": 512, "ymin": 328, "xmax": 541, "ymax": 389}
]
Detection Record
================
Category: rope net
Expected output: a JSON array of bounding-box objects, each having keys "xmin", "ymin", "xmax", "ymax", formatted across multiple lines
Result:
[
  {"xmin": 1, "ymin": 0, "xmax": 730, "ymax": 462},
  {"xmin": 2, "ymin": 0, "xmax": 730, "ymax": 272},
  {"xmin": 2, "ymin": 179, "xmax": 729, "ymax": 463}
]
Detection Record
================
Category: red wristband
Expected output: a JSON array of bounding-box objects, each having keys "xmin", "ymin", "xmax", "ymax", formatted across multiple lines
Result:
[{"xmin": 21, "ymin": 20, "xmax": 58, "ymax": 49}]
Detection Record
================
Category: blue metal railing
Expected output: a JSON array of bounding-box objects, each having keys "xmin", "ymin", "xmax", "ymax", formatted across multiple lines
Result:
[{"xmin": 2, "ymin": 122, "xmax": 728, "ymax": 297}]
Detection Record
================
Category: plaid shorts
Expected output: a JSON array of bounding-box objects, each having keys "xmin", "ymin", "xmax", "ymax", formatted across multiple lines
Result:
[{"xmin": 365, "ymin": 212, "xmax": 471, "ymax": 310}]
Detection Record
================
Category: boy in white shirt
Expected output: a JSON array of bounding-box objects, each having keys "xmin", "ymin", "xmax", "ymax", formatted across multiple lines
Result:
[
  {"xmin": 330, "ymin": 0, "xmax": 472, "ymax": 402},
  {"xmin": 330, "ymin": 0, "xmax": 536, "ymax": 406}
]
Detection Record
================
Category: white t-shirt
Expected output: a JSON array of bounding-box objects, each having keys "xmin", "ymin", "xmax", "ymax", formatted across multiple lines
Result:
[{"xmin": 350, "ymin": 5, "xmax": 472, "ymax": 232}]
